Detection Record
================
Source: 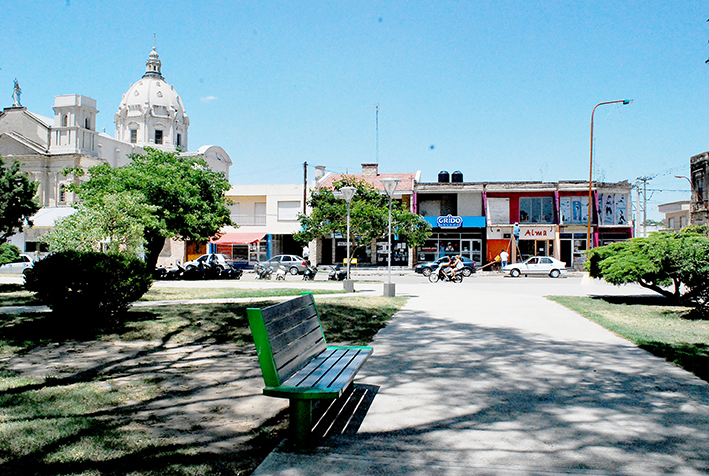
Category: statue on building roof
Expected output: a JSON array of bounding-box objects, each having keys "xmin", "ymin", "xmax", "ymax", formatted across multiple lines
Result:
[{"xmin": 12, "ymin": 79, "xmax": 21, "ymax": 107}]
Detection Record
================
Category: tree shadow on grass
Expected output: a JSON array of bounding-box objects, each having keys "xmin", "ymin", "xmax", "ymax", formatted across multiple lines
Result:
[
  {"xmin": 640, "ymin": 342, "xmax": 709, "ymax": 383},
  {"xmin": 591, "ymin": 294, "xmax": 681, "ymax": 307}
]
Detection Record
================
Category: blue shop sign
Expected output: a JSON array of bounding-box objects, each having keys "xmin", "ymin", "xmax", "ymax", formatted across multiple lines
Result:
[{"xmin": 423, "ymin": 215, "xmax": 486, "ymax": 228}]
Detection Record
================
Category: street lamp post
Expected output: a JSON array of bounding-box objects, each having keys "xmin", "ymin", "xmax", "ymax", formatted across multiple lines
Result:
[
  {"xmin": 675, "ymin": 175, "xmax": 699, "ymax": 226},
  {"xmin": 340, "ymin": 186, "xmax": 357, "ymax": 292},
  {"xmin": 381, "ymin": 178, "xmax": 400, "ymax": 297},
  {"xmin": 587, "ymin": 99, "xmax": 633, "ymax": 251}
]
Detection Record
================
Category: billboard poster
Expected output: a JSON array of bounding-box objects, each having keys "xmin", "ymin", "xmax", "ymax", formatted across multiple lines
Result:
[
  {"xmin": 559, "ymin": 196, "xmax": 589, "ymax": 224},
  {"xmin": 600, "ymin": 194, "xmax": 629, "ymax": 225}
]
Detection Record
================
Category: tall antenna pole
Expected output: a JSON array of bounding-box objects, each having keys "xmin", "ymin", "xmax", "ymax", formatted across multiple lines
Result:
[
  {"xmin": 303, "ymin": 162, "xmax": 307, "ymax": 215},
  {"xmin": 375, "ymin": 104, "xmax": 379, "ymax": 164}
]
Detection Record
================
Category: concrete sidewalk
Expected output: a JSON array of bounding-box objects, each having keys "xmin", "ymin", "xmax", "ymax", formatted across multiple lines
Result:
[{"xmin": 253, "ymin": 279, "xmax": 709, "ymax": 475}]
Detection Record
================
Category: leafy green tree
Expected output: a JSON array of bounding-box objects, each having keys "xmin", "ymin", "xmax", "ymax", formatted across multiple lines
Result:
[
  {"xmin": 73, "ymin": 148, "xmax": 232, "ymax": 270},
  {"xmin": 294, "ymin": 177, "xmax": 431, "ymax": 257},
  {"xmin": 0, "ymin": 156, "xmax": 40, "ymax": 244},
  {"xmin": 586, "ymin": 225, "xmax": 709, "ymax": 309},
  {"xmin": 41, "ymin": 191, "xmax": 157, "ymax": 255}
]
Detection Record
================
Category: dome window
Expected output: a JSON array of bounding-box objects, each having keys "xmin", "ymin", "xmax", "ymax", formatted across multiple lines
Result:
[
  {"xmin": 155, "ymin": 130, "xmax": 163, "ymax": 145},
  {"xmin": 130, "ymin": 129, "xmax": 137, "ymax": 144}
]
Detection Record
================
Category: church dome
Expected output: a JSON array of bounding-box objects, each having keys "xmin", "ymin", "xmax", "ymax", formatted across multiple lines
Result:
[{"xmin": 114, "ymin": 47, "xmax": 189, "ymax": 151}]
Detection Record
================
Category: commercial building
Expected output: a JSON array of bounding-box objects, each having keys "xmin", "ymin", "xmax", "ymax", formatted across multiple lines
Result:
[{"xmin": 414, "ymin": 172, "xmax": 633, "ymax": 268}]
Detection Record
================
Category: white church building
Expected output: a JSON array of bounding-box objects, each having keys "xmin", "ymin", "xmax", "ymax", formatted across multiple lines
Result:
[{"xmin": 0, "ymin": 47, "xmax": 232, "ymax": 258}]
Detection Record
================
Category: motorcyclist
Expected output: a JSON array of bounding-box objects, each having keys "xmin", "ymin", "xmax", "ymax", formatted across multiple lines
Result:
[{"xmin": 450, "ymin": 255, "xmax": 464, "ymax": 279}]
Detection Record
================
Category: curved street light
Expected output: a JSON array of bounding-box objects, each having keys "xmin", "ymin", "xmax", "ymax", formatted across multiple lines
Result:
[
  {"xmin": 587, "ymin": 99, "xmax": 633, "ymax": 250},
  {"xmin": 340, "ymin": 186, "xmax": 357, "ymax": 289},
  {"xmin": 675, "ymin": 175, "xmax": 701, "ymax": 225},
  {"xmin": 381, "ymin": 178, "xmax": 400, "ymax": 297}
]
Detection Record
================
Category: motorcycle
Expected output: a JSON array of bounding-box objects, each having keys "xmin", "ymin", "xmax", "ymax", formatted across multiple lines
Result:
[
  {"xmin": 428, "ymin": 263, "xmax": 463, "ymax": 283},
  {"xmin": 302, "ymin": 264, "xmax": 318, "ymax": 281},
  {"xmin": 255, "ymin": 263, "xmax": 273, "ymax": 280},
  {"xmin": 328, "ymin": 267, "xmax": 347, "ymax": 281},
  {"xmin": 274, "ymin": 265, "xmax": 287, "ymax": 281}
]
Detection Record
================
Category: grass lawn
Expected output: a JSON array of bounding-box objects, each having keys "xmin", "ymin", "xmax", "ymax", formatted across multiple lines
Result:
[
  {"xmin": 0, "ymin": 283, "xmax": 345, "ymax": 307},
  {"xmin": 0, "ymin": 287, "xmax": 406, "ymax": 475},
  {"xmin": 549, "ymin": 295, "xmax": 709, "ymax": 383}
]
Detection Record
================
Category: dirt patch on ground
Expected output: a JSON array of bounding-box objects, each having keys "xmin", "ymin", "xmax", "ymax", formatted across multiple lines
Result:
[{"xmin": 0, "ymin": 338, "xmax": 289, "ymax": 474}]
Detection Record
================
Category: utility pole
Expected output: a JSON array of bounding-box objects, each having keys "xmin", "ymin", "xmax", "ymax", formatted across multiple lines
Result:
[{"xmin": 637, "ymin": 176, "xmax": 652, "ymax": 237}]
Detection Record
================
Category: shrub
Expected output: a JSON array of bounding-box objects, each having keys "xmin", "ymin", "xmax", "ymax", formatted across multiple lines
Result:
[
  {"xmin": 24, "ymin": 250, "xmax": 153, "ymax": 317},
  {"xmin": 0, "ymin": 243, "xmax": 21, "ymax": 266}
]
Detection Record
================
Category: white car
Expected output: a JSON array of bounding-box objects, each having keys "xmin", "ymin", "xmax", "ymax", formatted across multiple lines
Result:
[
  {"xmin": 502, "ymin": 256, "xmax": 567, "ymax": 278},
  {"xmin": 0, "ymin": 253, "xmax": 35, "ymax": 274}
]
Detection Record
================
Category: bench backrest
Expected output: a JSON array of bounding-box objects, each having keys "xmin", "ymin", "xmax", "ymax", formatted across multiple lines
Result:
[{"xmin": 247, "ymin": 293, "xmax": 327, "ymax": 387}]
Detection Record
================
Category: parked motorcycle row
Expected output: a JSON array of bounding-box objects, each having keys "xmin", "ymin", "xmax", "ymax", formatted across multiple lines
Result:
[
  {"xmin": 154, "ymin": 260, "xmax": 244, "ymax": 280},
  {"xmin": 254, "ymin": 263, "xmax": 319, "ymax": 281}
]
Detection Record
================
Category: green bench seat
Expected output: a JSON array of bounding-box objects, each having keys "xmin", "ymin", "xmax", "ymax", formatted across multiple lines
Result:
[{"xmin": 247, "ymin": 293, "xmax": 373, "ymax": 447}]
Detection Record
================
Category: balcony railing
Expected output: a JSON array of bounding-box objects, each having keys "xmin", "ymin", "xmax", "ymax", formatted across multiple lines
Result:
[{"xmin": 231, "ymin": 214, "xmax": 266, "ymax": 226}]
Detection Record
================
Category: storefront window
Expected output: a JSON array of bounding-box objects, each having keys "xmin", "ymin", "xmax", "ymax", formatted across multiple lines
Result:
[{"xmin": 519, "ymin": 197, "xmax": 554, "ymax": 223}]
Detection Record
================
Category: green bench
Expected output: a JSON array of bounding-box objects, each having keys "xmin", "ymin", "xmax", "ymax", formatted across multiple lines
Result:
[{"xmin": 247, "ymin": 293, "xmax": 373, "ymax": 447}]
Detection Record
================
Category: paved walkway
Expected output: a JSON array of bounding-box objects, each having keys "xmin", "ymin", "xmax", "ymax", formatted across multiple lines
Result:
[{"xmin": 253, "ymin": 278, "xmax": 709, "ymax": 475}]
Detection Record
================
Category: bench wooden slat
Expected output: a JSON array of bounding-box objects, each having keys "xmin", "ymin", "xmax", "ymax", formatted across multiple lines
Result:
[
  {"xmin": 264, "ymin": 305, "xmax": 319, "ymax": 342},
  {"xmin": 308, "ymin": 348, "xmax": 367, "ymax": 389},
  {"xmin": 260, "ymin": 294, "xmax": 314, "ymax": 325},
  {"xmin": 275, "ymin": 333, "xmax": 328, "ymax": 382},
  {"xmin": 269, "ymin": 313, "xmax": 322, "ymax": 360},
  {"xmin": 325, "ymin": 348, "xmax": 372, "ymax": 389},
  {"xmin": 291, "ymin": 347, "xmax": 352, "ymax": 387},
  {"xmin": 282, "ymin": 347, "xmax": 347, "ymax": 388}
]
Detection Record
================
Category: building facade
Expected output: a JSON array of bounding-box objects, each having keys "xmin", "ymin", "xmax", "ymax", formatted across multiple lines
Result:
[
  {"xmin": 658, "ymin": 201, "xmax": 691, "ymax": 230},
  {"xmin": 414, "ymin": 174, "xmax": 633, "ymax": 269},
  {"xmin": 207, "ymin": 184, "xmax": 306, "ymax": 266},
  {"xmin": 0, "ymin": 47, "xmax": 232, "ymax": 259}
]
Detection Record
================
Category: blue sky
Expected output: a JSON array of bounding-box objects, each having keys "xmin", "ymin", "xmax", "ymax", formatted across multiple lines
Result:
[{"xmin": 2, "ymin": 1, "xmax": 707, "ymax": 220}]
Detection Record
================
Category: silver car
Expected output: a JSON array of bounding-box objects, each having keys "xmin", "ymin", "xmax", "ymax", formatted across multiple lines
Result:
[
  {"xmin": 262, "ymin": 255, "xmax": 308, "ymax": 275},
  {"xmin": 502, "ymin": 256, "xmax": 567, "ymax": 278},
  {"xmin": 0, "ymin": 254, "xmax": 34, "ymax": 274}
]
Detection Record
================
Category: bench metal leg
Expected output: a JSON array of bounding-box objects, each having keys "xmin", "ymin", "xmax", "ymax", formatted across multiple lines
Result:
[{"xmin": 289, "ymin": 399, "xmax": 312, "ymax": 448}]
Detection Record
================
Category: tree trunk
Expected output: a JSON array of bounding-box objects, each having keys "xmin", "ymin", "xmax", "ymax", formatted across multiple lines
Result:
[
  {"xmin": 637, "ymin": 279, "xmax": 679, "ymax": 301},
  {"xmin": 145, "ymin": 234, "xmax": 166, "ymax": 272}
]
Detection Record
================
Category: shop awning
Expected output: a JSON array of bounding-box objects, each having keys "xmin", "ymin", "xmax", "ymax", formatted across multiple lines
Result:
[{"xmin": 211, "ymin": 232, "xmax": 265, "ymax": 244}]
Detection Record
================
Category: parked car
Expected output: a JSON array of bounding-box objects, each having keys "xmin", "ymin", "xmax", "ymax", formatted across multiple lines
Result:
[
  {"xmin": 502, "ymin": 256, "xmax": 567, "ymax": 278},
  {"xmin": 414, "ymin": 256, "xmax": 476, "ymax": 277},
  {"xmin": 0, "ymin": 253, "xmax": 34, "ymax": 274},
  {"xmin": 261, "ymin": 255, "xmax": 309, "ymax": 275}
]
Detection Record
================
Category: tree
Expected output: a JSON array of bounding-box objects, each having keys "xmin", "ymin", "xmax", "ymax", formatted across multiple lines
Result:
[
  {"xmin": 41, "ymin": 191, "xmax": 157, "ymax": 256},
  {"xmin": 293, "ymin": 177, "xmax": 431, "ymax": 257},
  {"xmin": 73, "ymin": 148, "xmax": 232, "ymax": 270},
  {"xmin": 585, "ymin": 225, "xmax": 709, "ymax": 310},
  {"xmin": 0, "ymin": 156, "xmax": 40, "ymax": 244}
]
